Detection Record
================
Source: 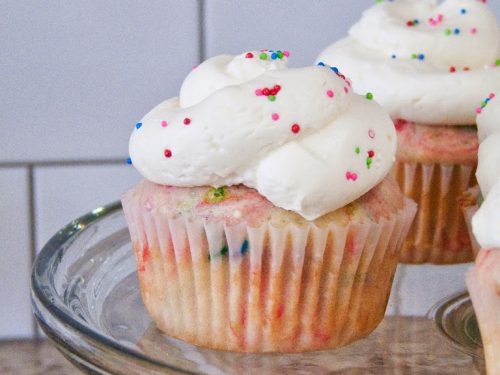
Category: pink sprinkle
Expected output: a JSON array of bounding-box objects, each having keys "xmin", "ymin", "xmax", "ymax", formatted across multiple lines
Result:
[
  {"xmin": 438, "ymin": 14, "xmax": 444, "ymax": 22},
  {"xmin": 326, "ymin": 90, "xmax": 334, "ymax": 98},
  {"xmin": 429, "ymin": 19, "xmax": 437, "ymax": 26},
  {"xmin": 283, "ymin": 50, "xmax": 290, "ymax": 57},
  {"xmin": 271, "ymin": 113, "xmax": 280, "ymax": 121},
  {"xmin": 255, "ymin": 89, "xmax": 263, "ymax": 96},
  {"xmin": 368, "ymin": 129, "xmax": 375, "ymax": 139},
  {"xmin": 161, "ymin": 120, "xmax": 168, "ymax": 127},
  {"xmin": 192, "ymin": 65, "xmax": 198, "ymax": 70},
  {"xmin": 346, "ymin": 171, "xmax": 358, "ymax": 181},
  {"xmin": 344, "ymin": 87, "xmax": 349, "ymax": 94},
  {"xmin": 470, "ymin": 27, "xmax": 477, "ymax": 34},
  {"xmin": 476, "ymin": 107, "xmax": 483, "ymax": 114},
  {"xmin": 489, "ymin": 93, "xmax": 495, "ymax": 99}
]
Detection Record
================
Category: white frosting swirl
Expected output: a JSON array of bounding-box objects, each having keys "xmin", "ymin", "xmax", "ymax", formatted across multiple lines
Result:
[
  {"xmin": 473, "ymin": 94, "xmax": 500, "ymax": 247},
  {"xmin": 317, "ymin": 0, "xmax": 500, "ymax": 125},
  {"xmin": 129, "ymin": 52, "xmax": 397, "ymax": 220}
]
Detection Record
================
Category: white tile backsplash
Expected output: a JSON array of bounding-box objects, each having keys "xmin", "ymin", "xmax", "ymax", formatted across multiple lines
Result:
[
  {"xmin": 0, "ymin": 168, "xmax": 33, "ymax": 339},
  {"xmin": 1, "ymin": 0, "xmax": 200, "ymax": 163},
  {"xmin": 34, "ymin": 164, "xmax": 141, "ymax": 250},
  {"xmin": 2, "ymin": 0, "xmax": 499, "ymax": 339}
]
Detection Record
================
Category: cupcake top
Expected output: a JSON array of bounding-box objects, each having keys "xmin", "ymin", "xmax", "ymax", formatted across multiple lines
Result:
[
  {"xmin": 316, "ymin": 0, "xmax": 500, "ymax": 125},
  {"xmin": 129, "ymin": 51, "xmax": 396, "ymax": 220},
  {"xmin": 473, "ymin": 93, "xmax": 500, "ymax": 248}
]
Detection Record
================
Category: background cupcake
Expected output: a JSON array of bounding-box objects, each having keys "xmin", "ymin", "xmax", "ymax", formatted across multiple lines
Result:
[
  {"xmin": 122, "ymin": 51, "xmax": 416, "ymax": 352},
  {"xmin": 317, "ymin": 0, "xmax": 500, "ymax": 264}
]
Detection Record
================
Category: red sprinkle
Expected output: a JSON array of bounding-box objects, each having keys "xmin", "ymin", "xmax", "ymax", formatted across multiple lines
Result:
[
  {"xmin": 291, "ymin": 124, "xmax": 300, "ymax": 134},
  {"xmin": 183, "ymin": 118, "xmax": 191, "ymax": 125},
  {"xmin": 449, "ymin": 66, "xmax": 456, "ymax": 73},
  {"xmin": 368, "ymin": 150, "xmax": 375, "ymax": 158},
  {"xmin": 245, "ymin": 52, "xmax": 254, "ymax": 58},
  {"xmin": 407, "ymin": 21, "xmax": 414, "ymax": 26},
  {"xmin": 164, "ymin": 149, "xmax": 172, "ymax": 158},
  {"xmin": 274, "ymin": 85, "xmax": 281, "ymax": 92},
  {"xmin": 262, "ymin": 88, "xmax": 270, "ymax": 96}
]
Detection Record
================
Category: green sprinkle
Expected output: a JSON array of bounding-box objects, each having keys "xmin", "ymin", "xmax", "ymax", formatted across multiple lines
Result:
[
  {"xmin": 205, "ymin": 186, "xmax": 227, "ymax": 204},
  {"xmin": 268, "ymin": 95, "xmax": 276, "ymax": 102},
  {"xmin": 445, "ymin": 28, "xmax": 452, "ymax": 36},
  {"xmin": 366, "ymin": 157, "xmax": 373, "ymax": 169},
  {"xmin": 355, "ymin": 146, "xmax": 360, "ymax": 154},
  {"xmin": 208, "ymin": 244, "xmax": 229, "ymax": 261},
  {"xmin": 365, "ymin": 92, "xmax": 374, "ymax": 100},
  {"xmin": 496, "ymin": 59, "xmax": 500, "ymax": 66},
  {"xmin": 411, "ymin": 53, "xmax": 417, "ymax": 59},
  {"xmin": 277, "ymin": 51, "xmax": 284, "ymax": 59},
  {"xmin": 260, "ymin": 52, "xmax": 268, "ymax": 60}
]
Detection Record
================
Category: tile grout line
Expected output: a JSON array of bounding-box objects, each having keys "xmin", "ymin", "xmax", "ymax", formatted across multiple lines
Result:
[
  {"xmin": 199, "ymin": 0, "xmax": 206, "ymax": 62},
  {"xmin": 27, "ymin": 165, "xmax": 40, "ymax": 340}
]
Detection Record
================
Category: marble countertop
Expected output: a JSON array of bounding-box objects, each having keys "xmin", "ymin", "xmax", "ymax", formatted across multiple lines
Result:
[{"xmin": 0, "ymin": 316, "xmax": 484, "ymax": 375}]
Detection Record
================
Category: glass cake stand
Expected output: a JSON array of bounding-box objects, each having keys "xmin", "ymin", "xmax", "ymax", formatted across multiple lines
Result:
[{"xmin": 31, "ymin": 202, "xmax": 484, "ymax": 374}]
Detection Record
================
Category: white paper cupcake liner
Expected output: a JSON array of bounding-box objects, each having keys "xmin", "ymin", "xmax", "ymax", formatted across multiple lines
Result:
[
  {"xmin": 123, "ymin": 196, "xmax": 416, "ymax": 352},
  {"xmin": 393, "ymin": 161, "xmax": 476, "ymax": 264}
]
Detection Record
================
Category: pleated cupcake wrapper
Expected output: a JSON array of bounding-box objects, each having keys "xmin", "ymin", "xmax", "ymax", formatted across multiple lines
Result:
[
  {"xmin": 459, "ymin": 185, "xmax": 481, "ymax": 258},
  {"xmin": 392, "ymin": 161, "xmax": 476, "ymax": 264},
  {"xmin": 123, "ymin": 198, "xmax": 416, "ymax": 353},
  {"xmin": 466, "ymin": 250, "xmax": 500, "ymax": 375}
]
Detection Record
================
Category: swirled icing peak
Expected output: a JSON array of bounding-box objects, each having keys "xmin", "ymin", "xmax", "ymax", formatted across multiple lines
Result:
[
  {"xmin": 473, "ymin": 93, "xmax": 500, "ymax": 247},
  {"xmin": 317, "ymin": 0, "xmax": 500, "ymax": 125},
  {"xmin": 129, "ymin": 51, "xmax": 397, "ymax": 220}
]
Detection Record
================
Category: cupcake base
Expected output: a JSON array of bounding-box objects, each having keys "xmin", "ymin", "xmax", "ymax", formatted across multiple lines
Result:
[{"xmin": 124, "ymin": 196, "xmax": 416, "ymax": 352}]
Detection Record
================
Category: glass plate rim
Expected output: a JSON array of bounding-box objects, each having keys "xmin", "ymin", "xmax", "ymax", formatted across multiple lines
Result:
[{"xmin": 30, "ymin": 200, "xmax": 197, "ymax": 373}]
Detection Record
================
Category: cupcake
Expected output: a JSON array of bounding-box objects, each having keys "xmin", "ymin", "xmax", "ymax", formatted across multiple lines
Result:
[
  {"xmin": 122, "ymin": 50, "xmax": 417, "ymax": 352},
  {"xmin": 466, "ymin": 93, "xmax": 500, "ymax": 375},
  {"xmin": 317, "ymin": 0, "xmax": 500, "ymax": 264}
]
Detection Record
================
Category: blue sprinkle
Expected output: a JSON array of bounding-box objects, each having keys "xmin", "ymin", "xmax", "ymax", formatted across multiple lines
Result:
[
  {"xmin": 271, "ymin": 52, "xmax": 278, "ymax": 60},
  {"xmin": 317, "ymin": 62, "xmax": 325, "ymax": 66},
  {"xmin": 331, "ymin": 66, "xmax": 339, "ymax": 73},
  {"xmin": 240, "ymin": 239, "xmax": 249, "ymax": 255},
  {"xmin": 126, "ymin": 157, "xmax": 132, "ymax": 165},
  {"xmin": 135, "ymin": 122, "xmax": 142, "ymax": 129},
  {"xmin": 414, "ymin": 19, "xmax": 419, "ymax": 25},
  {"xmin": 418, "ymin": 54, "xmax": 425, "ymax": 60},
  {"xmin": 454, "ymin": 28, "xmax": 460, "ymax": 34},
  {"xmin": 461, "ymin": 8, "xmax": 467, "ymax": 14},
  {"xmin": 486, "ymin": 98, "xmax": 491, "ymax": 103},
  {"xmin": 391, "ymin": 54, "xmax": 396, "ymax": 59}
]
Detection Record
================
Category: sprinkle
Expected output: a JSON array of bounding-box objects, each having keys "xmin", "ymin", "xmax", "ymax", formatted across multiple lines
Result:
[
  {"xmin": 368, "ymin": 150, "xmax": 375, "ymax": 158},
  {"xmin": 126, "ymin": 157, "xmax": 132, "ymax": 165},
  {"xmin": 464, "ymin": 67, "xmax": 470, "ymax": 71},
  {"xmin": 283, "ymin": 50, "xmax": 290, "ymax": 57},
  {"xmin": 263, "ymin": 88, "xmax": 270, "ymax": 96},
  {"xmin": 449, "ymin": 66, "xmax": 456, "ymax": 73},
  {"xmin": 205, "ymin": 186, "xmax": 226, "ymax": 204},
  {"xmin": 240, "ymin": 240, "xmax": 249, "ymax": 255},
  {"xmin": 183, "ymin": 118, "xmax": 191, "ymax": 125},
  {"xmin": 291, "ymin": 124, "xmax": 300, "ymax": 134},
  {"xmin": 346, "ymin": 171, "xmax": 358, "ymax": 181},
  {"xmin": 418, "ymin": 54, "xmax": 425, "ymax": 60},
  {"xmin": 368, "ymin": 129, "xmax": 375, "ymax": 138},
  {"xmin": 496, "ymin": 59, "xmax": 500, "ymax": 66},
  {"xmin": 317, "ymin": 62, "xmax": 325, "ymax": 66},
  {"xmin": 326, "ymin": 90, "xmax": 334, "ymax": 98},
  {"xmin": 445, "ymin": 28, "xmax": 452, "ymax": 36},
  {"xmin": 255, "ymin": 89, "xmax": 263, "ymax": 96},
  {"xmin": 344, "ymin": 86, "xmax": 349, "ymax": 94},
  {"xmin": 365, "ymin": 92, "xmax": 374, "ymax": 100},
  {"xmin": 259, "ymin": 52, "xmax": 268, "ymax": 60},
  {"xmin": 470, "ymin": 27, "xmax": 477, "ymax": 34},
  {"xmin": 161, "ymin": 120, "xmax": 168, "ymax": 127},
  {"xmin": 268, "ymin": 95, "xmax": 276, "ymax": 102},
  {"xmin": 164, "ymin": 149, "xmax": 172, "ymax": 158},
  {"xmin": 391, "ymin": 54, "xmax": 397, "ymax": 59},
  {"xmin": 245, "ymin": 52, "xmax": 254, "ymax": 58},
  {"xmin": 271, "ymin": 52, "xmax": 278, "ymax": 60},
  {"xmin": 355, "ymin": 147, "xmax": 360, "ymax": 154},
  {"xmin": 208, "ymin": 244, "xmax": 229, "ymax": 261},
  {"xmin": 331, "ymin": 66, "xmax": 339, "ymax": 73},
  {"xmin": 460, "ymin": 8, "xmax": 467, "ymax": 14},
  {"xmin": 271, "ymin": 113, "xmax": 280, "ymax": 121},
  {"xmin": 277, "ymin": 51, "xmax": 284, "ymax": 59},
  {"xmin": 274, "ymin": 84, "xmax": 281, "ymax": 92},
  {"xmin": 366, "ymin": 157, "xmax": 373, "ymax": 169},
  {"xmin": 135, "ymin": 122, "xmax": 142, "ymax": 129},
  {"xmin": 454, "ymin": 28, "xmax": 460, "ymax": 34}
]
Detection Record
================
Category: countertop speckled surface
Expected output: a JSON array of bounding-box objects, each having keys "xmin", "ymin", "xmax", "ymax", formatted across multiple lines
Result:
[{"xmin": 0, "ymin": 317, "xmax": 485, "ymax": 375}]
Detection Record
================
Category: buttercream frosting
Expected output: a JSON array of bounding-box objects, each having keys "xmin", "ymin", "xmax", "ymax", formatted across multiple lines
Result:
[
  {"xmin": 129, "ymin": 51, "xmax": 397, "ymax": 220},
  {"xmin": 316, "ymin": 0, "xmax": 500, "ymax": 125},
  {"xmin": 473, "ymin": 94, "xmax": 500, "ymax": 247}
]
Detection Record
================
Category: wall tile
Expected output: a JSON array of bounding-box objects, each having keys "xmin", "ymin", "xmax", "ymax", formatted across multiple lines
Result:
[
  {"xmin": 205, "ymin": 0, "xmax": 374, "ymax": 67},
  {"xmin": 0, "ymin": 168, "xmax": 33, "ymax": 339},
  {"xmin": 1, "ymin": 0, "xmax": 200, "ymax": 163},
  {"xmin": 34, "ymin": 164, "xmax": 141, "ymax": 250},
  {"xmin": 391, "ymin": 263, "xmax": 470, "ymax": 316}
]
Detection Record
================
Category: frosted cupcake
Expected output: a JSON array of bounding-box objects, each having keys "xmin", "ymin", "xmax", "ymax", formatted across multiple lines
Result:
[
  {"xmin": 466, "ymin": 92, "xmax": 500, "ymax": 375},
  {"xmin": 122, "ymin": 50, "xmax": 417, "ymax": 352},
  {"xmin": 317, "ymin": 0, "xmax": 500, "ymax": 264}
]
